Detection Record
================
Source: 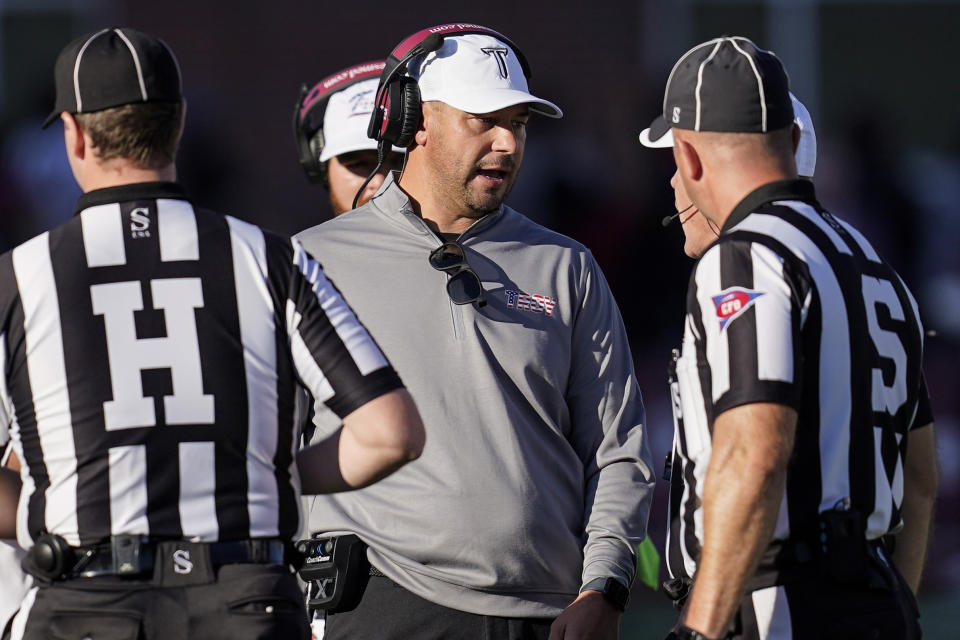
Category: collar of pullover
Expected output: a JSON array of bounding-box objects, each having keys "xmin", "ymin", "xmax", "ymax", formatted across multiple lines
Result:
[{"xmin": 367, "ymin": 172, "xmax": 504, "ymax": 241}]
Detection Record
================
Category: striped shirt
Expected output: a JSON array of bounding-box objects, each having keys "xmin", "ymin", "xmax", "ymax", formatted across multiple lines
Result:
[
  {"xmin": 0, "ymin": 182, "xmax": 402, "ymax": 548},
  {"xmin": 667, "ymin": 179, "xmax": 932, "ymax": 580}
]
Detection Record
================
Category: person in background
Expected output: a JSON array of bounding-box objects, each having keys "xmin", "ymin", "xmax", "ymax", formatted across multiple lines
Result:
[{"xmin": 293, "ymin": 61, "xmax": 404, "ymax": 216}]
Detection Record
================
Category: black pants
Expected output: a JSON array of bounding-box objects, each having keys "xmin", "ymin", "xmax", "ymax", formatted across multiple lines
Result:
[
  {"xmin": 324, "ymin": 575, "xmax": 554, "ymax": 640},
  {"xmin": 730, "ymin": 571, "xmax": 921, "ymax": 639},
  {"xmin": 10, "ymin": 564, "xmax": 309, "ymax": 640}
]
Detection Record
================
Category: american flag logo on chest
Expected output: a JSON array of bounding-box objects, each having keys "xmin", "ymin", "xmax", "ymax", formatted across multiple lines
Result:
[{"xmin": 505, "ymin": 290, "xmax": 557, "ymax": 316}]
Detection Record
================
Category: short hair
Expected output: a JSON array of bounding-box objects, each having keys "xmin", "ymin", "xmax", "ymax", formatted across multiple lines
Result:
[
  {"xmin": 688, "ymin": 124, "xmax": 795, "ymax": 159},
  {"xmin": 74, "ymin": 101, "xmax": 184, "ymax": 169}
]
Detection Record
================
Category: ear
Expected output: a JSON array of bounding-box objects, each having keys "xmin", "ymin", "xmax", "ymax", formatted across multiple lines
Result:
[
  {"xmin": 61, "ymin": 112, "xmax": 86, "ymax": 161},
  {"xmin": 414, "ymin": 104, "xmax": 430, "ymax": 147},
  {"xmin": 791, "ymin": 122, "xmax": 801, "ymax": 154},
  {"xmin": 672, "ymin": 136, "xmax": 702, "ymax": 183}
]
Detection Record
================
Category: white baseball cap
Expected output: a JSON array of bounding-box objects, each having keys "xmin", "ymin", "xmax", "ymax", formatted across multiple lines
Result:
[
  {"xmin": 318, "ymin": 77, "xmax": 383, "ymax": 162},
  {"xmin": 639, "ymin": 92, "xmax": 817, "ymax": 178},
  {"xmin": 789, "ymin": 95, "xmax": 817, "ymax": 178},
  {"xmin": 409, "ymin": 33, "xmax": 562, "ymax": 118}
]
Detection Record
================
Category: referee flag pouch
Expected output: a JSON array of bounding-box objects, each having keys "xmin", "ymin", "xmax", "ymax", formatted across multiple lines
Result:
[{"xmin": 817, "ymin": 507, "xmax": 868, "ymax": 586}]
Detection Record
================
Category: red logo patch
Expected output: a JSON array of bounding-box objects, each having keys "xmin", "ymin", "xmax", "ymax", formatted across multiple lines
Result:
[{"xmin": 711, "ymin": 287, "xmax": 764, "ymax": 330}]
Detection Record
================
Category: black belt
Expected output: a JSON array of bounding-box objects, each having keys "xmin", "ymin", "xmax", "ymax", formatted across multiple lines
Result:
[
  {"xmin": 66, "ymin": 537, "xmax": 287, "ymax": 579},
  {"xmin": 749, "ymin": 537, "xmax": 890, "ymax": 591}
]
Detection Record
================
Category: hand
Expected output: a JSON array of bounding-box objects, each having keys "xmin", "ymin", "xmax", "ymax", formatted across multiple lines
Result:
[{"xmin": 548, "ymin": 590, "xmax": 621, "ymax": 640}]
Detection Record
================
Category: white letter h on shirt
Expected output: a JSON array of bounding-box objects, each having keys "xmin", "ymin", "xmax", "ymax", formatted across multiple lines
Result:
[{"xmin": 91, "ymin": 278, "xmax": 215, "ymax": 430}]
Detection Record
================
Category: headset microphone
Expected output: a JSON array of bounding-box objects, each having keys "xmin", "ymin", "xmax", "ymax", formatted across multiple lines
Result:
[{"xmin": 661, "ymin": 202, "xmax": 696, "ymax": 227}]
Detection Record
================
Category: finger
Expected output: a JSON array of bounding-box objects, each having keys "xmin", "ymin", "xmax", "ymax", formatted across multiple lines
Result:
[{"xmin": 548, "ymin": 618, "xmax": 565, "ymax": 640}]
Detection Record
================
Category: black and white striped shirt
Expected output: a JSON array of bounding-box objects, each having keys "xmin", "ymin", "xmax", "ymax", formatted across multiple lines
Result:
[
  {"xmin": 667, "ymin": 179, "xmax": 932, "ymax": 580},
  {"xmin": 0, "ymin": 182, "xmax": 402, "ymax": 547}
]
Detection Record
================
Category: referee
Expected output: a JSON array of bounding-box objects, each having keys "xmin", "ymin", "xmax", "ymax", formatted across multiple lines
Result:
[
  {"xmin": 641, "ymin": 38, "xmax": 936, "ymax": 639},
  {"xmin": 0, "ymin": 27, "xmax": 423, "ymax": 640}
]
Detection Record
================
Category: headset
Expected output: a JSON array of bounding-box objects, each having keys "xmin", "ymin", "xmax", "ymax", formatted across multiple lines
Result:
[
  {"xmin": 351, "ymin": 24, "xmax": 532, "ymax": 209},
  {"xmin": 366, "ymin": 23, "xmax": 531, "ymax": 150},
  {"xmin": 292, "ymin": 61, "xmax": 386, "ymax": 186}
]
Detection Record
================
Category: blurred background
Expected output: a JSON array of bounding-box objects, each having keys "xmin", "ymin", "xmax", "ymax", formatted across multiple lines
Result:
[{"xmin": 1, "ymin": 0, "xmax": 957, "ymax": 637}]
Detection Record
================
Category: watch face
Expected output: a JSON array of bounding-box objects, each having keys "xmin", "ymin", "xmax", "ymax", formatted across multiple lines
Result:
[
  {"xmin": 581, "ymin": 577, "xmax": 629, "ymax": 611},
  {"xmin": 601, "ymin": 577, "xmax": 629, "ymax": 611}
]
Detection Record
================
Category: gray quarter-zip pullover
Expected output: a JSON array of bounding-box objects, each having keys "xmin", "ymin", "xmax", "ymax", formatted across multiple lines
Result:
[{"xmin": 297, "ymin": 175, "xmax": 653, "ymax": 618}]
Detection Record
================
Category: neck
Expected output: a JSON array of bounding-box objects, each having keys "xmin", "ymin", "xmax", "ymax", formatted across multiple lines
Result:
[
  {"xmin": 703, "ymin": 164, "xmax": 796, "ymax": 229},
  {"xmin": 79, "ymin": 159, "xmax": 177, "ymax": 193},
  {"xmin": 398, "ymin": 156, "xmax": 489, "ymax": 235}
]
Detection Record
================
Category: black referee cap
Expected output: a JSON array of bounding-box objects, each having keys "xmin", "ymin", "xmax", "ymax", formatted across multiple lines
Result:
[
  {"xmin": 643, "ymin": 36, "xmax": 793, "ymax": 142},
  {"xmin": 43, "ymin": 27, "xmax": 182, "ymax": 129}
]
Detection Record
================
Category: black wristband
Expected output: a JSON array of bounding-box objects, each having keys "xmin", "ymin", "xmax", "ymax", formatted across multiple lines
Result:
[
  {"xmin": 667, "ymin": 624, "xmax": 714, "ymax": 640},
  {"xmin": 581, "ymin": 577, "xmax": 629, "ymax": 612}
]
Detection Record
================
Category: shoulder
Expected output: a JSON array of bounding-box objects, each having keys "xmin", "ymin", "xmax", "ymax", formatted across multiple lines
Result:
[
  {"xmin": 493, "ymin": 207, "xmax": 597, "ymax": 276},
  {"xmin": 696, "ymin": 233, "xmax": 791, "ymax": 283},
  {"xmin": 295, "ymin": 204, "xmax": 382, "ymax": 249},
  {"xmin": 498, "ymin": 206, "xmax": 589, "ymax": 252}
]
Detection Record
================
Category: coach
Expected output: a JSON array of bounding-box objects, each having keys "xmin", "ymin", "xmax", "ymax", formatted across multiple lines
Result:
[
  {"xmin": 297, "ymin": 23, "xmax": 654, "ymax": 640},
  {"xmin": 642, "ymin": 37, "xmax": 936, "ymax": 640},
  {"xmin": 0, "ymin": 27, "xmax": 423, "ymax": 640}
]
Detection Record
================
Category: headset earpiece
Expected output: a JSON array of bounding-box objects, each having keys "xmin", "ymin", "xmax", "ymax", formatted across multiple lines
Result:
[
  {"xmin": 293, "ymin": 83, "xmax": 327, "ymax": 185},
  {"xmin": 395, "ymin": 78, "xmax": 422, "ymax": 148},
  {"xmin": 381, "ymin": 76, "xmax": 421, "ymax": 148}
]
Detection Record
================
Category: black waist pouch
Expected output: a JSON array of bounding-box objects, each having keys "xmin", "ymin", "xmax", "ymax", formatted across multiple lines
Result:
[
  {"xmin": 296, "ymin": 534, "xmax": 369, "ymax": 613},
  {"xmin": 817, "ymin": 508, "xmax": 871, "ymax": 587}
]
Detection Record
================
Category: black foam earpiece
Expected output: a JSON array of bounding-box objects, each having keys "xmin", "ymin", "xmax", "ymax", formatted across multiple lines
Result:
[
  {"xmin": 380, "ymin": 77, "xmax": 422, "ymax": 148},
  {"xmin": 293, "ymin": 83, "xmax": 327, "ymax": 185}
]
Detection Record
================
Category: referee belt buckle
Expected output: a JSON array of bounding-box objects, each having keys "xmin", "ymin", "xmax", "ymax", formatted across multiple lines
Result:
[{"xmin": 69, "ymin": 536, "xmax": 286, "ymax": 579}]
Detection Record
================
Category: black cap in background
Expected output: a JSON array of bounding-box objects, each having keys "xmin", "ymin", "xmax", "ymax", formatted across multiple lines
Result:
[{"xmin": 43, "ymin": 27, "xmax": 182, "ymax": 128}]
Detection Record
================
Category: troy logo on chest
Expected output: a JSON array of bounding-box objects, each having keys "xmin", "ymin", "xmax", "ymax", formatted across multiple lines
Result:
[{"xmin": 505, "ymin": 290, "xmax": 556, "ymax": 316}]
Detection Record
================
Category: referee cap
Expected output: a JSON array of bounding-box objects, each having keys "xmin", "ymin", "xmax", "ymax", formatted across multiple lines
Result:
[
  {"xmin": 640, "ymin": 92, "xmax": 818, "ymax": 178},
  {"xmin": 410, "ymin": 33, "xmax": 562, "ymax": 118},
  {"xmin": 43, "ymin": 27, "xmax": 182, "ymax": 129},
  {"xmin": 641, "ymin": 36, "xmax": 792, "ymax": 141}
]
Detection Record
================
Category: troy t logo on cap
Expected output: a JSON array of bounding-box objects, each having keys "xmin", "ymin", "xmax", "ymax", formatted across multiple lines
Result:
[{"xmin": 481, "ymin": 47, "xmax": 510, "ymax": 79}]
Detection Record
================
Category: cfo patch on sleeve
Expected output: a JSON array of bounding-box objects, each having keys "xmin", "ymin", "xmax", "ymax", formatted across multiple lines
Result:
[{"xmin": 711, "ymin": 287, "xmax": 764, "ymax": 331}]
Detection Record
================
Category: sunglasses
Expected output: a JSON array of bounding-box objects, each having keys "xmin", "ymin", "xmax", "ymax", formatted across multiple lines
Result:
[{"xmin": 428, "ymin": 242, "xmax": 487, "ymax": 307}]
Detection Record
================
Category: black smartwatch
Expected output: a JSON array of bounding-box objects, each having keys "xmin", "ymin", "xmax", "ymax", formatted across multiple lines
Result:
[{"xmin": 581, "ymin": 577, "xmax": 629, "ymax": 612}]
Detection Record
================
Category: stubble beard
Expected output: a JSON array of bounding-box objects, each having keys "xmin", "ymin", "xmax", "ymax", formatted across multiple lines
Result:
[{"xmin": 464, "ymin": 165, "xmax": 520, "ymax": 217}]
